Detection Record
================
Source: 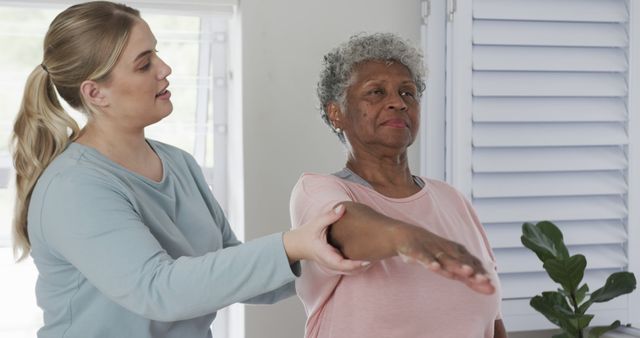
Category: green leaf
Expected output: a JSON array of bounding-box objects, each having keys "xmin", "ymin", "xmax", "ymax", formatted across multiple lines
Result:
[
  {"xmin": 530, "ymin": 292, "xmax": 577, "ymax": 334},
  {"xmin": 580, "ymin": 272, "xmax": 636, "ymax": 314},
  {"xmin": 590, "ymin": 272, "xmax": 637, "ymax": 303},
  {"xmin": 587, "ymin": 320, "xmax": 621, "ymax": 338},
  {"xmin": 543, "ymin": 255, "xmax": 587, "ymax": 293},
  {"xmin": 521, "ymin": 221, "xmax": 570, "ymax": 262},
  {"xmin": 575, "ymin": 284, "xmax": 589, "ymax": 307},
  {"xmin": 567, "ymin": 313, "xmax": 593, "ymax": 331}
]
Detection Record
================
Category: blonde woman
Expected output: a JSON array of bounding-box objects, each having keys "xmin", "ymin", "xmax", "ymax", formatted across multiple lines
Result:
[{"xmin": 11, "ymin": 2, "xmax": 368, "ymax": 337}]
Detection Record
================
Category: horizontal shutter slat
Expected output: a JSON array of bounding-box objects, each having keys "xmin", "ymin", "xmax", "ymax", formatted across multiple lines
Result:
[
  {"xmin": 499, "ymin": 269, "xmax": 623, "ymax": 299},
  {"xmin": 473, "ymin": 147, "xmax": 627, "ymax": 173},
  {"xmin": 473, "ymin": 72, "xmax": 627, "ymax": 97},
  {"xmin": 473, "ymin": 97, "xmax": 627, "ymax": 122},
  {"xmin": 473, "ymin": 171, "xmax": 626, "ymax": 198},
  {"xmin": 495, "ymin": 245, "xmax": 627, "ymax": 274},
  {"xmin": 473, "ymin": 122, "xmax": 628, "ymax": 147},
  {"xmin": 474, "ymin": 0, "xmax": 628, "ymax": 23},
  {"xmin": 474, "ymin": 20, "xmax": 627, "ymax": 47},
  {"xmin": 473, "ymin": 46, "xmax": 627, "ymax": 72},
  {"xmin": 486, "ymin": 220, "xmax": 627, "ymax": 249},
  {"xmin": 474, "ymin": 195, "xmax": 627, "ymax": 223}
]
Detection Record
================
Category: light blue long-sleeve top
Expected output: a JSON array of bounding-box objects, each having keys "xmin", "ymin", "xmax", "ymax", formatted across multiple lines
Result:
[{"xmin": 27, "ymin": 140, "xmax": 297, "ymax": 338}]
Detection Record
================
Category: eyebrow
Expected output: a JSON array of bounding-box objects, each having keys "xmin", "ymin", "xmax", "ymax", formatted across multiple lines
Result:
[
  {"xmin": 361, "ymin": 79, "xmax": 416, "ymax": 86},
  {"xmin": 133, "ymin": 40, "xmax": 158, "ymax": 62},
  {"xmin": 134, "ymin": 50, "xmax": 153, "ymax": 62}
]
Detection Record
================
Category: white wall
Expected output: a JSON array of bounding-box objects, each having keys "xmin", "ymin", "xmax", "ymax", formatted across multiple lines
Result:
[
  {"xmin": 239, "ymin": 1, "xmax": 558, "ymax": 337},
  {"xmin": 240, "ymin": 1, "xmax": 421, "ymax": 337}
]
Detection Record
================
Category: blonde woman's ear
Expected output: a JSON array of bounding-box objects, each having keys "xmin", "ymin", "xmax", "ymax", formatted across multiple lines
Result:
[{"xmin": 79, "ymin": 80, "xmax": 108, "ymax": 108}]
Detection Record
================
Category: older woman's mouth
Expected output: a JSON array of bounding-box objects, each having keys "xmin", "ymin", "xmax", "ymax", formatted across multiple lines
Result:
[{"xmin": 382, "ymin": 118, "xmax": 409, "ymax": 128}]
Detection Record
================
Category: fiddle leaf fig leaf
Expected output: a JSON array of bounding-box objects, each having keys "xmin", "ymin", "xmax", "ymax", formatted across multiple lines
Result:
[
  {"xmin": 558, "ymin": 288, "xmax": 570, "ymax": 299},
  {"xmin": 567, "ymin": 313, "xmax": 594, "ymax": 331},
  {"xmin": 530, "ymin": 292, "xmax": 577, "ymax": 334},
  {"xmin": 575, "ymin": 284, "xmax": 589, "ymax": 308},
  {"xmin": 589, "ymin": 272, "xmax": 637, "ymax": 303},
  {"xmin": 543, "ymin": 255, "xmax": 587, "ymax": 293},
  {"xmin": 521, "ymin": 221, "xmax": 569, "ymax": 262},
  {"xmin": 587, "ymin": 320, "xmax": 621, "ymax": 338}
]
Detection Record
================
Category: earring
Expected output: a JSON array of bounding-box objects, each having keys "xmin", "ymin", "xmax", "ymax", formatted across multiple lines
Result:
[{"xmin": 331, "ymin": 119, "xmax": 342, "ymax": 133}]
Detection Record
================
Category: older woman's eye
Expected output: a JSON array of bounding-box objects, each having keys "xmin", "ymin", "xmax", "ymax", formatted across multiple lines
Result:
[
  {"xmin": 369, "ymin": 88, "xmax": 385, "ymax": 95},
  {"xmin": 401, "ymin": 90, "xmax": 416, "ymax": 98}
]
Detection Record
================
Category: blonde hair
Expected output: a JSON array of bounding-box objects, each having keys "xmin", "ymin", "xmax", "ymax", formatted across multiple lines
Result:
[{"xmin": 11, "ymin": 1, "xmax": 140, "ymax": 260}]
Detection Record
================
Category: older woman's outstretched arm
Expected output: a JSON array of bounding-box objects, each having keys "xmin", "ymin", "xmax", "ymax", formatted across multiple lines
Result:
[{"xmin": 328, "ymin": 201, "xmax": 496, "ymax": 295}]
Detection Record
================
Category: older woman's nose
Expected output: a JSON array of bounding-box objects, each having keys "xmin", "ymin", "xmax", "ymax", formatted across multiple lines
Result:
[{"xmin": 387, "ymin": 92, "xmax": 408, "ymax": 111}]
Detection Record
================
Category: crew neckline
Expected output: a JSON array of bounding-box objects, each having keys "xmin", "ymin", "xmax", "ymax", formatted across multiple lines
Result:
[{"xmin": 329, "ymin": 168, "xmax": 429, "ymax": 202}]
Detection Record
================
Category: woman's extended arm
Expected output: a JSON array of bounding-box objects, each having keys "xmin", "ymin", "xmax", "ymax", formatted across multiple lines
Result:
[{"xmin": 328, "ymin": 201, "xmax": 495, "ymax": 294}]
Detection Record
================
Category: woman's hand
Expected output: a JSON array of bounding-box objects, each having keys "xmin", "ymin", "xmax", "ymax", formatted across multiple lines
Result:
[
  {"xmin": 283, "ymin": 205, "xmax": 370, "ymax": 274},
  {"xmin": 391, "ymin": 223, "xmax": 495, "ymax": 295}
]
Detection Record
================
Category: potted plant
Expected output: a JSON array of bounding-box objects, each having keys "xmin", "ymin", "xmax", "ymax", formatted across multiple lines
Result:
[{"xmin": 520, "ymin": 221, "xmax": 637, "ymax": 338}]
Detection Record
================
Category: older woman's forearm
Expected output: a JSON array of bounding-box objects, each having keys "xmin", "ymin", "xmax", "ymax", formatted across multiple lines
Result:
[
  {"xmin": 327, "ymin": 201, "xmax": 405, "ymax": 260},
  {"xmin": 328, "ymin": 201, "xmax": 497, "ymax": 295}
]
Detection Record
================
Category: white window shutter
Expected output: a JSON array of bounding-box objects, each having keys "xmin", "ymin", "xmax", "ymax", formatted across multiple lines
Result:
[{"xmin": 441, "ymin": 0, "xmax": 635, "ymax": 331}]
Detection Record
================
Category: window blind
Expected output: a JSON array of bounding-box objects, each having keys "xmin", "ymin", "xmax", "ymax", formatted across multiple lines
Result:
[{"xmin": 449, "ymin": 0, "xmax": 632, "ymax": 331}]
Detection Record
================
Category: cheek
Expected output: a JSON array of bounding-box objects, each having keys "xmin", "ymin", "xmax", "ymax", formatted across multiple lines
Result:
[{"xmin": 357, "ymin": 102, "xmax": 375, "ymax": 119}]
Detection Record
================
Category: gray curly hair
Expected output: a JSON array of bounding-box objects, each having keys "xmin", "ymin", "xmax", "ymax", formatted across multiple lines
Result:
[{"xmin": 317, "ymin": 32, "xmax": 426, "ymax": 143}]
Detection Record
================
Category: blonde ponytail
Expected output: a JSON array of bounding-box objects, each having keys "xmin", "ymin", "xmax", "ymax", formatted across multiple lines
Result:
[
  {"xmin": 11, "ymin": 65, "xmax": 80, "ymax": 261},
  {"xmin": 10, "ymin": 1, "xmax": 140, "ymax": 261}
]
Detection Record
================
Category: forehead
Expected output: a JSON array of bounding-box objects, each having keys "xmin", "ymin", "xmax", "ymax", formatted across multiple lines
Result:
[
  {"xmin": 350, "ymin": 60, "xmax": 414, "ymax": 83},
  {"xmin": 120, "ymin": 19, "xmax": 156, "ymax": 61}
]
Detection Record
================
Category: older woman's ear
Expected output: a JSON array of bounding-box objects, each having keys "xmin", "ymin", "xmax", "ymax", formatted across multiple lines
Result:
[{"xmin": 327, "ymin": 102, "xmax": 343, "ymax": 130}]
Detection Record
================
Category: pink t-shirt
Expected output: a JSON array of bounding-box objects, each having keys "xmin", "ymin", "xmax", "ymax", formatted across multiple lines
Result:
[{"xmin": 290, "ymin": 173, "xmax": 502, "ymax": 338}]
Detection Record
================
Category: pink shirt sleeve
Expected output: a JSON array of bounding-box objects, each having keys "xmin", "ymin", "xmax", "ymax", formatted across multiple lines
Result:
[
  {"xmin": 289, "ymin": 174, "xmax": 357, "ymax": 317},
  {"xmin": 290, "ymin": 173, "xmax": 353, "ymax": 228},
  {"xmin": 290, "ymin": 173, "xmax": 355, "ymax": 276}
]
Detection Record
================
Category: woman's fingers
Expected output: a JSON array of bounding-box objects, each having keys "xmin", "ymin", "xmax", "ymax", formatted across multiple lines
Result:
[
  {"xmin": 317, "ymin": 241, "xmax": 370, "ymax": 274},
  {"xmin": 434, "ymin": 256, "xmax": 495, "ymax": 295},
  {"xmin": 398, "ymin": 238, "xmax": 495, "ymax": 294},
  {"xmin": 300, "ymin": 204, "xmax": 370, "ymax": 274},
  {"xmin": 314, "ymin": 204, "xmax": 345, "ymax": 229}
]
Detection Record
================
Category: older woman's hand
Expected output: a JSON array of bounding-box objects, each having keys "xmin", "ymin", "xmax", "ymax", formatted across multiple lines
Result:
[
  {"xmin": 283, "ymin": 205, "xmax": 370, "ymax": 274},
  {"xmin": 392, "ymin": 224, "xmax": 495, "ymax": 295}
]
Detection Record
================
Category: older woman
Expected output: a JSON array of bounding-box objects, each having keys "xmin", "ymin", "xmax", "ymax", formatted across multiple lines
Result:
[{"xmin": 290, "ymin": 33, "xmax": 507, "ymax": 338}]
